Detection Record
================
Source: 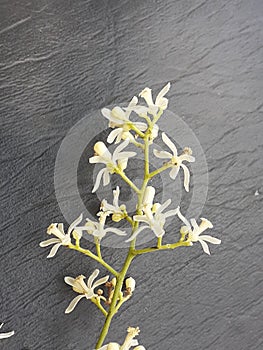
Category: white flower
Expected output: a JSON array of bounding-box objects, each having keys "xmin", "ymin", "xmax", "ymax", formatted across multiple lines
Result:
[
  {"xmin": 84, "ymin": 211, "xmax": 126, "ymax": 240},
  {"xmin": 89, "ymin": 140, "xmax": 136, "ymax": 193},
  {"xmin": 139, "ymin": 82, "xmax": 170, "ymax": 114},
  {"xmin": 127, "ymin": 186, "xmax": 178, "ymax": 241},
  {"xmin": 153, "ymin": 132, "xmax": 195, "ymax": 192},
  {"xmin": 64, "ymin": 269, "xmax": 109, "ymax": 313},
  {"xmin": 40, "ymin": 214, "xmax": 83, "ymax": 258},
  {"xmin": 97, "ymin": 327, "xmax": 143, "ymax": 350},
  {"xmin": 102, "ymin": 97, "xmax": 148, "ymax": 144},
  {"xmin": 177, "ymin": 208, "xmax": 221, "ymax": 255},
  {"xmin": 0, "ymin": 323, "xmax": 14, "ymax": 339},
  {"xmin": 101, "ymin": 186, "xmax": 127, "ymax": 222}
]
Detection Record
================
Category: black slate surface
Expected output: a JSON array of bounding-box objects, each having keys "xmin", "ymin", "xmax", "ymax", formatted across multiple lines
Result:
[{"xmin": 0, "ymin": 0, "xmax": 263, "ymax": 349}]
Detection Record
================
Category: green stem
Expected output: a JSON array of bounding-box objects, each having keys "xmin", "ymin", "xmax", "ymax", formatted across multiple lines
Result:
[
  {"xmin": 133, "ymin": 241, "xmax": 191, "ymax": 255},
  {"xmin": 95, "ymin": 251, "xmax": 135, "ymax": 348},
  {"xmin": 129, "ymin": 124, "xmax": 145, "ymax": 138},
  {"xmin": 148, "ymin": 163, "xmax": 173, "ymax": 178},
  {"xmin": 95, "ymin": 128, "xmax": 152, "ymax": 349},
  {"xmin": 95, "ymin": 238, "xmax": 102, "ymax": 259},
  {"xmin": 68, "ymin": 244, "xmax": 118, "ymax": 277},
  {"xmin": 92, "ymin": 298, "xmax": 108, "ymax": 317},
  {"xmin": 115, "ymin": 168, "xmax": 140, "ymax": 194}
]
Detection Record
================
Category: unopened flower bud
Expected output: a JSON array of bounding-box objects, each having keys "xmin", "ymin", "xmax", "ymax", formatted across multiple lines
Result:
[
  {"xmin": 94, "ymin": 141, "xmax": 109, "ymax": 157},
  {"xmin": 180, "ymin": 226, "xmax": 189, "ymax": 235},
  {"xmin": 142, "ymin": 186, "xmax": 155, "ymax": 208},
  {"xmin": 97, "ymin": 289, "xmax": 103, "ymax": 296},
  {"xmin": 125, "ymin": 277, "xmax": 136, "ymax": 293}
]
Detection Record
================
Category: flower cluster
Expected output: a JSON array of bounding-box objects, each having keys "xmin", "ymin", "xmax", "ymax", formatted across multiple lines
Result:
[{"xmin": 40, "ymin": 82, "xmax": 222, "ymax": 349}]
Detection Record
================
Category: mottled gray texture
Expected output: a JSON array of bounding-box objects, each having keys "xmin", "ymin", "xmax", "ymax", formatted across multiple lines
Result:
[{"xmin": 0, "ymin": 0, "xmax": 263, "ymax": 349}]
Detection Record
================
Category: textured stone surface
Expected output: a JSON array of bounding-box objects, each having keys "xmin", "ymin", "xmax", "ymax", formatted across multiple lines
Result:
[{"xmin": 0, "ymin": 0, "xmax": 262, "ymax": 349}]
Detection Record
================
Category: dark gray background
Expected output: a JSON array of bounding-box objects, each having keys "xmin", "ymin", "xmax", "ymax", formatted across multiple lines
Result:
[{"xmin": 1, "ymin": 0, "xmax": 262, "ymax": 349}]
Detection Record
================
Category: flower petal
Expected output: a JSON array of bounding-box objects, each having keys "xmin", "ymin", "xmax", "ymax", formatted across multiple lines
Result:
[
  {"xmin": 190, "ymin": 218, "xmax": 199, "ymax": 231},
  {"xmin": 176, "ymin": 207, "xmax": 191, "ymax": 228},
  {"xmin": 181, "ymin": 163, "xmax": 190, "ymax": 192},
  {"xmin": 103, "ymin": 169, "xmax": 111, "ymax": 186},
  {"xmin": 105, "ymin": 228, "xmax": 126, "ymax": 236},
  {"xmin": 92, "ymin": 275, "xmax": 109, "ymax": 289},
  {"xmin": 156, "ymin": 199, "xmax": 171, "ymax": 214},
  {"xmin": 180, "ymin": 154, "xmax": 195, "ymax": 163},
  {"xmin": 200, "ymin": 235, "xmax": 221, "ymax": 245},
  {"xmin": 133, "ymin": 215, "xmax": 149, "ymax": 224},
  {"xmin": 107, "ymin": 128, "xmax": 123, "ymax": 144},
  {"xmin": 162, "ymin": 132, "xmax": 178, "ymax": 157},
  {"xmin": 153, "ymin": 149, "xmax": 173, "ymax": 159},
  {"xmin": 163, "ymin": 208, "xmax": 179, "ymax": 218},
  {"xmin": 198, "ymin": 239, "xmax": 211, "ymax": 255},
  {"xmin": 87, "ymin": 269, "xmax": 100, "ymax": 289},
  {"xmin": 155, "ymin": 82, "xmax": 170, "ymax": 108},
  {"xmin": 65, "ymin": 294, "xmax": 86, "ymax": 314},
  {"xmin": 117, "ymin": 151, "xmax": 136, "ymax": 160},
  {"xmin": 39, "ymin": 238, "xmax": 61, "ymax": 247},
  {"xmin": 133, "ymin": 122, "xmax": 147, "ymax": 131},
  {"xmin": 169, "ymin": 166, "xmax": 179, "ymax": 180},
  {"xmin": 68, "ymin": 214, "xmax": 83, "ymax": 235},
  {"xmin": 64, "ymin": 276, "xmax": 76, "ymax": 287},
  {"xmin": 0, "ymin": 330, "xmax": 15, "ymax": 339},
  {"xmin": 92, "ymin": 168, "xmax": 106, "ymax": 193},
  {"xmin": 47, "ymin": 243, "xmax": 62, "ymax": 258}
]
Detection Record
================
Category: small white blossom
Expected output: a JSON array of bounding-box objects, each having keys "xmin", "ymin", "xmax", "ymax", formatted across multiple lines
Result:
[
  {"xmin": 84, "ymin": 211, "xmax": 126, "ymax": 240},
  {"xmin": 177, "ymin": 208, "xmax": 221, "ymax": 255},
  {"xmin": 139, "ymin": 82, "xmax": 170, "ymax": 114},
  {"xmin": 89, "ymin": 140, "xmax": 136, "ymax": 193},
  {"xmin": 102, "ymin": 97, "xmax": 148, "ymax": 144},
  {"xmin": 153, "ymin": 132, "xmax": 195, "ymax": 192},
  {"xmin": 127, "ymin": 186, "xmax": 178, "ymax": 241},
  {"xmin": 0, "ymin": 323, "xmax": 14, "ymax": 339},
  {"xmin": 125, "ymin": 277, "xmax": 136, "ymax": 294},
  {"xmin": 100, "ymin": 186, "xmax": 126, "ymax": 222},
  {"xmin": 64, "ymin": 269, "xmax": 109, "ymax": 313},
  {"xmin": 97, "ymin": 327, "xmax": 142, "ymax": 350},
  {"xmin": 40, "ymin": 214, "xmax": 83, "ymax": 258}
]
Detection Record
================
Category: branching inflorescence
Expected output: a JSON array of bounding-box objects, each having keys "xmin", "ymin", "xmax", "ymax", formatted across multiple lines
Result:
[{"xmin": 40, "ymin": 83, "xmax": 221, "ymax": 349}]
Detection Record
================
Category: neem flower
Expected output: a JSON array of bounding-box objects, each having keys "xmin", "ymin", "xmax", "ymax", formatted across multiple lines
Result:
[
  {"xmin": 177, "ymin": 208, "xmax": 221, "ymax": 255},
  {"xmin": 84, "ymin": 211, "xmax": 126, "ymax": 240},
  {"xmin": 102, "ymin": 97, "xmax": 148, "ymax": 144},
  {"xmin": 40, "ymin": 214, "xmax": 83, "ymax": 258},
  {"xmin": 64, "ymin": 269, "xmax": 109, "ymax": 313},
  {"xmin": 127, "ymin": 186, "xmax": 178, "ymax": 241},
  {"xmin": 153, "ymin": 132, "xmax": 195, "ymax": 192},
  {"xmin": 139, "ymin": 82, "xmax": 170, "ymax": 114},
  {"xmin": 97, "ymin": 327, "xmax": 143, "ymax": 350},
  {"xmin": 100, "ymin": 186, "xmax": 127, "ymax": 222},
  {"xmin": 89, "ymin": 140, "xmax": 136, "ymax": 193}
]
